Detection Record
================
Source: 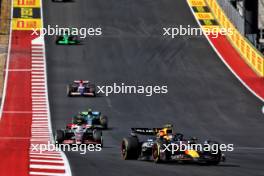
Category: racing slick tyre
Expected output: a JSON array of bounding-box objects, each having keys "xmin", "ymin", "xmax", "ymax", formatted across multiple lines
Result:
[
  {"xmin": 55, "ymin": 36, "xmax": 63, "ymax": 44},
  {"xmin": 152, "ymin": 142, "xmax": 162, "ymax": 163},
  {"xmin": 93, "ymin": 129, "xmax": 103, "ymax": 145},
  {"xmin": 88, "ymin": 84, "xmax": 96, "ymax": 97},
  {"xmin": 121, "ymin": 137, "xmax": 140, "ymax": 160},
  {"xmin": 99, "ymin": 115, "xmax": 108, "ymax": 129},
  {"xmin": 204, "ymin": 141, "xmax": 222, "ymax": 165},
  {"xmin": 67, "ymin": 85, "xmax": 72, "ymax": 97},
  {"xmin": 152, "ymin": 141, "xmax": 170, "ymax": 163},
  {"xmin": 55, "ymin": 130, "xmax": 64, "ymax": 144}
]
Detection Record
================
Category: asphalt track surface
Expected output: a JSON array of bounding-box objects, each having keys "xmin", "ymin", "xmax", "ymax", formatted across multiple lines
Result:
[{"xmin": 43, "ymin": 0, "xmax": 264, "ymax": 176}]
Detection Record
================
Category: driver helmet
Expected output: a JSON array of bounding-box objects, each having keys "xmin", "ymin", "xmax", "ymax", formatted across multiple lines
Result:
[
  {"xmin": 79, "ymin": 80, "xmax": 84, "ymax": 87},
  {"xmin": 87, "ymin": 108, "xmax": 93, "ymax": 115},
  {"xmin": 74, "ymin": 115, "xmax": 85, "ymax": 124},
  {"xmin": 159, "ymin": 130, "xmax": 166, "ymax": 137}
]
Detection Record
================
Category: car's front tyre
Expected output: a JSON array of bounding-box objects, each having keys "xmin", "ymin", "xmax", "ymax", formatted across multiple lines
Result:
[{"xmin": 55, "ymin": 130, "xmax": 65, "ymax": 144}]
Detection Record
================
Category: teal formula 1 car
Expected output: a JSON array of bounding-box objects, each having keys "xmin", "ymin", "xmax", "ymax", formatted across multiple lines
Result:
[
  {"xmin": 56, "ymin": 33, "xmax": 80, "ymax": 45},
  {"xmin": 72, "ymin": 109, "xmax": 108, "ymax": 129}
]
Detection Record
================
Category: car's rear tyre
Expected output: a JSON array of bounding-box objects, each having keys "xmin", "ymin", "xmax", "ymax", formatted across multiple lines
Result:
[
  {"xmin": 93, "ymin": 129, "xmax": 103, "ymax": 144},
  {"xmin": 99, "ymin": 115, "xmax": 108, "ymax": 129},
  {"xmin": 55, "ymin": 36, "xmax": 63, "ymax": 44},
  {"xmin": 55, "ymin": 130, "xmax": 64, "ymax": 144},
  {"xmin": 121, "ymin": 137, "xmax": 140, "ymax": 160},
  {"xmin": 88, "ymin": 84, "xmax": 96, "ymax": 97},
  {"xmin": 67, "ymin": 85, "xmax": 72, "ymax": 97}
]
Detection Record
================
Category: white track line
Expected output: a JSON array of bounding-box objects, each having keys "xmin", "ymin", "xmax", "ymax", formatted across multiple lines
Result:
[
  {"xmin": 30, "ymin": 164, "xmax": 65, "ymax": 170},
  {"xmin": 30, "ymin": 159, "xmax": 64, "ymax": 163},
  {"xmin": 28, "ymin": 1, "xmax": 73, "ymax": 175},
  {"xmin": 0, "ymin": 0, "xmax": 13, "ymax": 118},
  {"xmin": 30, "ymin": 155, "xmax": 63, "ymax": 159},
  {"xmin": 29, "ymin": 171, "xmax": 66, "ymax": 176},
  {"xmin": 30, "ymin": 38, "xmax": 72, "ymax": 176}
]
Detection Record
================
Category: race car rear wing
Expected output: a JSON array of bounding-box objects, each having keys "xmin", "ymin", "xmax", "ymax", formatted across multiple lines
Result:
[
  {"xmin": 131, "ymin": 128, "xmax": 162, "ymax": 135},
  {"xmin": 74, "ymin": 80, "xmax": 90, "ymax": 83}
]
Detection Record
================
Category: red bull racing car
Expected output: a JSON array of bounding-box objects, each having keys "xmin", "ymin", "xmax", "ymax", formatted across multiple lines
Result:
[{"xmin": 121, "ymin": 124, "xmax": 225, "ymax": 165}]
